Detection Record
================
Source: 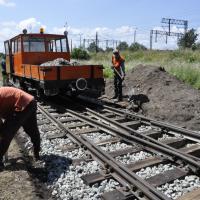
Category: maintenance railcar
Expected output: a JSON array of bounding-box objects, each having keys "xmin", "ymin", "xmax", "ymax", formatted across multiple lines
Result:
[{"xmin": 4, "ymin": 29, "xmax": 105, "ymax": 97}]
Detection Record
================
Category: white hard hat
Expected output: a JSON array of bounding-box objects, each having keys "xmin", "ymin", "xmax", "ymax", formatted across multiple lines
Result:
[{"xmin": 113, "ymin": 49, "xmax": 119, "ymax": 54}]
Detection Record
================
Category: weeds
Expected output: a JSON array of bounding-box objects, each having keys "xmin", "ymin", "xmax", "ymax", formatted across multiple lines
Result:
[{"xmin": 81, "ymin": 49, "xmax": 200, "ymax": 89}]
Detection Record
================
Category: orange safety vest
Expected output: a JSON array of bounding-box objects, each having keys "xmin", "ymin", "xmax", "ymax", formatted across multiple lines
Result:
[{"xmin": 112, "ymin": 55, "xmax": 125, "ymax": 70}]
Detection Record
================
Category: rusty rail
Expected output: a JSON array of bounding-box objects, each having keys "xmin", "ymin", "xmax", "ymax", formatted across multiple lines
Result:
[
  {"xmin": 37, "ymin": 103, "xmax": 171, "ymax": 200},
  {"xmin": 65, "ymin": 108, "xmax": 200, "ymax": 174}
]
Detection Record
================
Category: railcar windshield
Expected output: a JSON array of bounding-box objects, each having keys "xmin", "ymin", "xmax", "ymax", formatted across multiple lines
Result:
[
  {"xmin": 22, "ymin": 36, "xmax": 68, "ymax": 53},
  {"xmin": 23, "ymin": 36, "xmax": 45, "ymax": 52}
]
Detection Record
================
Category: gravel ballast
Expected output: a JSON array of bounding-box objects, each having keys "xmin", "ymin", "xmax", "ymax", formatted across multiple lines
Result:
[{"xmin": 157, "ymin": 175, "xmax": 200, "ymax": 199}]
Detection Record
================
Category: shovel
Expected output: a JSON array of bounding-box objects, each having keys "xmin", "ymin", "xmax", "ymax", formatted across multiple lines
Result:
[{"xmin": 111, "ymin": 66, "xmax": 126, "ymax": 88}]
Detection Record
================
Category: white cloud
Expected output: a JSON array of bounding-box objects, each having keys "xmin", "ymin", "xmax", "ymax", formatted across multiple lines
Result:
[
  {"xmin": 53, "ymin": 25, "xmax": 146, "ymax": 49},
  {"xmin": 0, "ymin": 18, "xmax": 46, "ymax": 51},
  {"xmin": 1, "ymin": 20, "xmax": 199, "ymax": 52},
  {"xmin": 0, "ymin": 21, "xmax": 17, "ymax": 42},
  {"xmin": 17, "ymin": 18, "xmax": 46, "ymax": 32},
  {"xmin": 0, "ymin": 0, "xmax": 15, "ymax": 7}
]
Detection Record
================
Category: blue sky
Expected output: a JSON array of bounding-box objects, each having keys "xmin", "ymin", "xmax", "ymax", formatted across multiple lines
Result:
[{"xmin": 0, "ymin": 0, "xmax": 200, "ymax": 50}]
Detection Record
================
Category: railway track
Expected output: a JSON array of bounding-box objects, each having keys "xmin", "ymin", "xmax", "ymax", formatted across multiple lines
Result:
[{"xmin": 21, "ymin": 96, "xmax": 200, "ymax": 200}]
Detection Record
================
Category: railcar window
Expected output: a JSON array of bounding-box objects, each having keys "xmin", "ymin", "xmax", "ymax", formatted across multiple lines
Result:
[
  {"xmin": 12, "ymin": 41, "xmax": 15, "ymax": 53},
  {"xmin": 23, "ymin": 37, "xmax": 29, "ymax": 52},
  {"xmin": 4, "ymin": 42, "xmax": 9, "ymax": 55},
  {"xmin": 46, "ymin": 38, "xmax": 68, "ymax": 52},
  {"xmin": 23, "ymin": 37, "xmax": 45, "ymax": 52},
  {"xmin": 11, "ymin": 40, "xmax": 18, "ymax": 53},
  {"xmin": 56, "ymin": 40, "xmax": 62, "ymax": 52},
  {"xmin": 14, "ymin": 40, "xmax": 18, "ymax": 52},
  {"xmin": 61, "ymin": 38, "xmax": 67, "ymax": 52},
  {"xmin": 18, "ymin": 38, "xmax": 21, "ymax": 52}
]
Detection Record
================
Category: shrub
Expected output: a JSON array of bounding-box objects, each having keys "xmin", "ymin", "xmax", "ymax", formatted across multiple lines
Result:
[
  {"xmin": 129, "ymin": 42, "xmax": 147, "ymax": 51},
  {"xmin": 178, "ymin": 29, "xmax": 198, "ymax": 49},
  {"xmin": 71, "ymin": 48, "xmax": 90, "ymax": 60},
  {"xmin": 117, "ymin": 41, "xmax": 129, "ymax": 51}
]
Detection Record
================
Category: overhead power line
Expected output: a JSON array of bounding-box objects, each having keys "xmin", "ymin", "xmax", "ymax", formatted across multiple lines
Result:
[{"xmin": 150, "ymin": 18, "xmax": 188, "ymax": 49}]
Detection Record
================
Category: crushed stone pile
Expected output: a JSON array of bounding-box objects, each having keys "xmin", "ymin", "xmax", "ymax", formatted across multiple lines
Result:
[
  {"xmin": 105, "ymin": 65, "xmax": 200, "ymax": 130},
  {"xmin": 40, "ymin": 58, "xmax": 80, "ymax": 66}
]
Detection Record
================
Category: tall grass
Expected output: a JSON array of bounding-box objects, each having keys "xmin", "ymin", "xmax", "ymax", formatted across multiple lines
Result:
[{"xmin": 81, "ymin": 50, "xmax": 200, "ymax": 89}]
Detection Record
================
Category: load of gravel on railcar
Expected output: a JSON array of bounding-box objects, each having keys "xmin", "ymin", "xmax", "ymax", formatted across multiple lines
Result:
[
  {"xmin": 105, "ymin": 65, "xmax": 200, "ymax": 131},
  {"xmin": 40, "ymin": 58, "xmax": 80, "ymax": 66}
]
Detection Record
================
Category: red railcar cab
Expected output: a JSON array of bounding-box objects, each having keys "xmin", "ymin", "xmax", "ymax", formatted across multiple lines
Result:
[{"xmin": 4, "ymin": 30, "xmax": 105, "ymax": 97}]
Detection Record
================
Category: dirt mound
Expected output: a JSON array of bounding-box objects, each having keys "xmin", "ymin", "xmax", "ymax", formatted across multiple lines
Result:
[{"xmin": 105, "ymin": 65, "xmax": 200, "ymax": 131}]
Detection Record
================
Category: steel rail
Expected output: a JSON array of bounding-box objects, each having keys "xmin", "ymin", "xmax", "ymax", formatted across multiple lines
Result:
[
  {"xmin": 87, "ymin": 108, "xmax": 200, "ymax": 163},
  {"xmin": 81, "ymin": 135, "xmax": 171, "ymax": 200},
  {"xmin": 102, "ymin": 106, "xmax": 200, "ymax": 163},
  {"xmin": 66, "ymin": 108, "xmax": 200, "ymax": 173},
  {"xmin": 43, "ymin": 97, "xmax": 200, "ymax": 168},
  {"xmin": 103, "ymin": 105, "xmax": 200, "ymax": 142},
  {"xmin": 37, "ymin": 104, "xmax": 170, "ymax": 200}
]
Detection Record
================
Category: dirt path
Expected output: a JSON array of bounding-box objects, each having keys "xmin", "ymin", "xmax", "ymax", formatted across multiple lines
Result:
[
  {"xmin": 0, "ymin": 138, "xmax": 44, "ymax": 200},
  {"xmin": 0, "ymin": 80, "xmax": 51, "ymax": 200}
]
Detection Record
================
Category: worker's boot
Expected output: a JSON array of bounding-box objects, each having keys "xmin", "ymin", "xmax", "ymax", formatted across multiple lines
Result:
[
  {"xmin": 118, "ymin": 90, "xmax": 123, "ymax": 102},
  {"xmin": 112, "ymin": 89, "xmax": 118, "ymax": 99},
  {"xmin": 118, "ymin": 96, "xmax": 123, "ymax": 102},
  {"xmin": 34, "ymin": 149, "xmax": 40, "ymax": 161}
]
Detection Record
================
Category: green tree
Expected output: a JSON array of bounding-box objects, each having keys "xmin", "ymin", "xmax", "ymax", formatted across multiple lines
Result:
[
  {"xmin": 192, "ymin": 42, "xmax": 200, "ymax": 50},
  {"xmin": 0, "ymin": 53, "xmax": 4, "ymax": 59},
  {"xmin": 117, "ymin": 41, "xmax": 129, "ymax": 50},
  {"xmin": 71, "ymin": 48, "xmax": 90, "ymax": 60},
  {"xmin": 178, "ymin": 29, "xmax": 198, "ymax": 49},
  {"xmin": 87, "ymin": 42, "xmax": 96, "ymax": 52},
  {"xmin": 105, "ymin": 47, "xmax": 113, "ymax": 52},
  {"xmin": 87, "ymin": 42, "xmax": 104, "ymax": 52},
  {"xmin": 129, "ymin": 42, "xmax": 147, "ymax": 51}
]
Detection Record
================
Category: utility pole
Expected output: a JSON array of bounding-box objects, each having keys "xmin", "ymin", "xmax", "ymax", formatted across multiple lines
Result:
[
  {"xmin": 134, "ymin": 28, "xmax": 137, "ymax": 43},
  {"xmin": 70, "ymin": 39, "xmax": 73, "ymax": 52},
  {"xmin": 106, "ymin": 40, "xmax": 108, "ymax": 49},
  {"xmin": 168, "ymin": 18, "xmax": 171, "ymax": 35},
  {"xmin": 79, "ymin": 33, "xmax": 83, "ymax": 48},
  {"xmin": 83, "ymin": 39, "xmax": 86, "ymax": 49},
  {"xmin": 150, "ymin": 30, "xmax": 153, "ymax": 50},
  {"xmin": 161, "ymin": 18, "xmax": 188, "ymax": 34},
  {"xmin": 150, "ymin": 18, "xmax": 188, "ymax": 49},
  {"xmin": 95, "ymin": 32, "xmax": 98, "ymax": 53},
  {"xmin": 116, "ymin": 41, "xmax": 118, "ymax": 48}
]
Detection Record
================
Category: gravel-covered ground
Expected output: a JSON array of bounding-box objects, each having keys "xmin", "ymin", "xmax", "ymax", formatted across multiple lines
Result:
[
  {"xmin": 84, "ymin": 132, "xmax": 113, "ymax": 143},
  {"xmin": 136, "ymin": 163, "xmax": 175, "ymax": 179},
  {"xmin": 20, "ymin": 111, "xmax": 125, "ymax": 200},
  {"xmin": 116, "ymin": 151, "xmax": 153, "ymax": 164},
  {"xmin": 157, "ymin": 175, "xmax": 200, "ymax": 199},
  {"xmin": 99, "ymin": 142, "xmax": 132, "ymax": 152}
]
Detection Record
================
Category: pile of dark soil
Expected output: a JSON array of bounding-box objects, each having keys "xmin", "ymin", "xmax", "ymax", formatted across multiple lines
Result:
[{"xmin": 105, "ymin": 65, "xmax": 200, "ymax": 131}]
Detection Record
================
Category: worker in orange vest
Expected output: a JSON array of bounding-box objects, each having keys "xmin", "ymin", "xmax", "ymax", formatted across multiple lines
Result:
[
  {"xmin": 111, "ymin": 49, "xmax": 125, "ymax": 101},
  {"xmin": 0, "ymin": 87, "xmax": 41, "ymax": 170}
]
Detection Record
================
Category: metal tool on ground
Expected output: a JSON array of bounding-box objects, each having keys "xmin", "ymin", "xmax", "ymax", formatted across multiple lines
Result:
[{"xmin": 3, "ymin": 151, "xmax": 8, "ymax": 162}]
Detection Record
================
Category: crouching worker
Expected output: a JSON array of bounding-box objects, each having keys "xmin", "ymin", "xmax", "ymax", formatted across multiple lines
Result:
[{"xmin": 0, "ymin": 87, "xmax": 41, "ymax": 170}]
